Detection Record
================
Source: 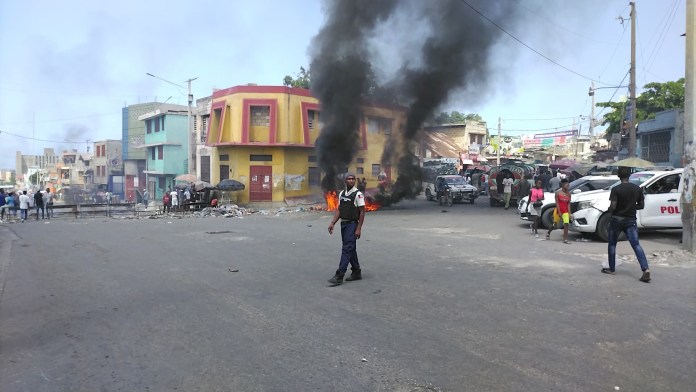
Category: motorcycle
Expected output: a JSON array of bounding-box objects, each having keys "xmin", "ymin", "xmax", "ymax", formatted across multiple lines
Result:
[{"xmin": 438, "ymin": 186, "xmax": 453, "ymax": 207}]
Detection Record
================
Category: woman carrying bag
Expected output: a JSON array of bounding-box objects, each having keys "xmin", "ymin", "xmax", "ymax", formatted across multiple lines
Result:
[{"xmin": 528, "ymin": 179, "xmax": 545, "ymax": 238}]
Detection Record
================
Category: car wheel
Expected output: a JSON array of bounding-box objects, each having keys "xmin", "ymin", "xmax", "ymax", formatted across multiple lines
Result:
[
  {"xmin": 596, "ymin": 213, "xmax": 626, "ymax": 242},
  {"xmin": 541, "ymin": 207, "xmax": 554, "ymax": 230},
  {"xmin": 425, "ymin": 188, "xmax": 433, "ymax": 201}
]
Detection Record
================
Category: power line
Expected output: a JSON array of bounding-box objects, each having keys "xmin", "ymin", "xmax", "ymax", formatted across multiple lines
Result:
[
  {"xmin": 456, "ymin": 0, "xmax": 618, "ymax": 86},
  {"xmin": 595, "ymin": 70, "xmax": 630, "ymax": 118},
  {"xmin": 0, "ymin": 130, "xmax": 84, "ymax": 144},
  {"xmin": 502, "ymin": 116, "xmax": 578, "ymax": 122},
  {"xmin": 499, "ymin": 119, "xmax": 590, "ymax": 133}
]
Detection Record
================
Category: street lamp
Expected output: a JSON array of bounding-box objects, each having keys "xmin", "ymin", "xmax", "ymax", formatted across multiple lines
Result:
[
  {"xmin": 146, "ymin": 72, "xmax": 198, "ymax": 175},
  {"xmin": 587, "ymin": 83, "xmax": 628, "ymax": 137}
]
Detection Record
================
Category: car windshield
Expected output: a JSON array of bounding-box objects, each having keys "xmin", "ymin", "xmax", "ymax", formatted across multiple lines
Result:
[
  {"xmin": 629, "ymin": 173, "xmax": 655, "ymax": 186},
  {"xmin": 568, "ymin": 178, "xmax": 587, "ymax": 191},
  {"xmin": 444, "ymin": 177, "xmax": 465, "ymax": 185}
]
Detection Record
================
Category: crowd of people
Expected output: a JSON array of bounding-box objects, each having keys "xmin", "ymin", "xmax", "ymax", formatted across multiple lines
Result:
[{"xmin": 0, "ymin": 188, "xmax": 54, "ymax": 223}]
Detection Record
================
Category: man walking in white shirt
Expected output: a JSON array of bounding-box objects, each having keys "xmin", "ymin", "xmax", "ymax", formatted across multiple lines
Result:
[{"xmin": 19, "ymin": 190, "xmax": 30, "ymax": 222}]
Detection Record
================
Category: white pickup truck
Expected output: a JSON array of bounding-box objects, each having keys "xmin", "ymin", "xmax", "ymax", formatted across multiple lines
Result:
[{"xmin": 570, "ymin": 169, "xmax": 683, "ymax": 241}]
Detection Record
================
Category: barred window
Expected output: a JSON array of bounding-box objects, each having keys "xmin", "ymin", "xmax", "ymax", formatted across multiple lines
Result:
[{"xmin": 640, "ymin": 131, "xmax": 670, "ymax": 163}]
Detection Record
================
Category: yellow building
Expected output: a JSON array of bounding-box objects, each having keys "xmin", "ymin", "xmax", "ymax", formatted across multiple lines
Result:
[{"xmin": 206, "ymin": 85, "xmax": 405, "ymax": 204}]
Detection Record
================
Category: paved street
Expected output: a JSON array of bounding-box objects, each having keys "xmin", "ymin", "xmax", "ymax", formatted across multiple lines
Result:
[{"xmin": 1, "ymin": 196, "xmax": 694, "ymax": 391}]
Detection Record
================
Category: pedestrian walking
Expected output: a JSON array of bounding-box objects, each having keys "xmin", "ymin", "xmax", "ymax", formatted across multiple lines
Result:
[
  {"xmin": 34, "ymin": 190, "xmax": 45, "ymax": 220},
  {"xmin": 19, "ymin": 190, "xmax": 30, "ymax": 222},
  {"xmin": 603, "ymin": 166, "xmax": 651, "ymax": 282},
  {"xmin": 327, "ymin": 173, "xmax": 366, "ymax": 285},
  {"xmin": 44, "ymin": 188, "xmax": 54, "ymax": 219},
  {"xmin": 528, "ymin": 179, "xmax": 545, "ymax": 238},
  {"xmin": 546, "ymin": 178, "xmax": 571, "ymax": 243},
  {"xmin": 502, "ymin": 174, "xmax": 514, "ymax": 210}
]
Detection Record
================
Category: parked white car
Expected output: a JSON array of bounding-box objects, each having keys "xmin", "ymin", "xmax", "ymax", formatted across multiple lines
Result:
[
  {"xmin": 518, "ymin": 175, "xmax": 619, "ymax": 229},
  {"xmin": 570, "ymin": 169, "xmax": 683, "ymax": 241}
]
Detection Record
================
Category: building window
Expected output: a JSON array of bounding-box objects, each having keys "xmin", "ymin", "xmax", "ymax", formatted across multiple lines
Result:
[
  {"xmin": 250, "ymin": 106, "xmax": 270, "ymax": 126},
  {"xmin": 157, "ymin": 145, "xmax": 163, "ymax": 160},
  {"xmin": 367, "ymin": 117, "xmax": 379, "ymax": 134},
  {"xmin": 161, "ymin": 116, "xmax": 165, "ymax": 132},
  {"xmin": 372, "ymin": 164, "xmax": 381, "ymax": 177},
  {"xmin": 308, "ymin": 155, "xmax": 317, "ymax": 163},
  {"xmin": 219, "ymin": 154, "xmax": 229, "ymax": 161},
  {"xmin": 151, "ymin": 147, "xmax": 155, "ymax": 161},
  {"xmin": 356, "ymin": 158, "xmax": 364, "ymax": 164},
  {"xmin": 308, "ymin": 167, "xmax": 320, "ymax": 187},
  {"xmin": 200, "ymin": 116, "xmax": 208, "ymax": 143},
  {"xmin": 146, "ymin": 120, "xmax": 152, "ymax": 134},
  {"xmin": 357, "ymin": 167, "xmax": 364, "ymax": 175},
  {"xmin": 308, "ymin": 110, "xmax": 321, "ymax": 129},
  {"xmin": 250, "ymin": 154, "xmax": 272, "ymax": 162},
  {"xmin": 640, "ymin": 131, "xmax": 671, "ymax": 163},
  {"xmin": 154, "ymin": 117, "xmax": 160, "ymax": 132}
]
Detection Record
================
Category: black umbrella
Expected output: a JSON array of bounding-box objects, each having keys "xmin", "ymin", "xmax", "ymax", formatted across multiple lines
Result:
[{"xmin": 216, "ymin": 179, "xmax": 245, "ymax": 191}]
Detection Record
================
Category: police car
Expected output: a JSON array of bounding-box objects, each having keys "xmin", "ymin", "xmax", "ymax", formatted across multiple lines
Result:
[{"xmin": 569, "ymin": 169, "xmax": 683, "ymax": 241}]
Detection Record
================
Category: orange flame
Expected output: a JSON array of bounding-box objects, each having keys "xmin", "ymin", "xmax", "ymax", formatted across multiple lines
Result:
[
  {"xmin": 325, "ymin": 191, "xmax": 339, "ymax": 211},
  {"xmin": 325, "ymin": 191, "xmax": 381, "ymax": 212}
]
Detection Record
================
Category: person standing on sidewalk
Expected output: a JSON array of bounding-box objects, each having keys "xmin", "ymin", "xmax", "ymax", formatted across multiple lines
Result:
[
  {"xmin": 143, "ymin": 189, "xmax": 149, "ymax": 209},
  {"xmin": 327, "ymin": 173, "xmax": 366, "ymax": 285},
  {"xmin": 603, "ymin": 166, "xmax": 651, "ymax": 282},
  {"xmin": 43, "ymin": 188, "xmax": 53, "ymax": 219},
  {"xmin": 502, "ymin": 174, "xmax": 514, "ymax": 210},
  {"xmin": 34, "ymin": 189, "xmax": 45, "ymax": 220},
  {"xmin": 19, "ymin": 190, "xmax": 30, "ymax": 222}
]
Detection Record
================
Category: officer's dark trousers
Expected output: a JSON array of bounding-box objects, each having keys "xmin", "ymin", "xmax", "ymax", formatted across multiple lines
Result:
[{"xmin": 338, "ymin": 220, "xmax": 360, "ymax": 273}]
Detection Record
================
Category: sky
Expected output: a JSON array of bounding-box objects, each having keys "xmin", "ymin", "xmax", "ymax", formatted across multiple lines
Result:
[{"xmin": 0, "ymin": 0, "xmax": 687, "ymax": 170}]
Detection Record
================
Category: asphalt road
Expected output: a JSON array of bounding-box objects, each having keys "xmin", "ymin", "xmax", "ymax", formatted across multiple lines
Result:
[{"xmin": 1, "ymin": 196, "xmax": 694, "ymax": 392}]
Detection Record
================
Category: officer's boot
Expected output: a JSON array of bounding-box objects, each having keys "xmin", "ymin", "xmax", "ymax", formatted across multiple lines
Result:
[
  {"xmin": 345, "ymin": 268, "xmax": 362, "ymax": 281},
  {"xmin": 328, "ymin": 270, "xmax": 345, "ymax": 285}
]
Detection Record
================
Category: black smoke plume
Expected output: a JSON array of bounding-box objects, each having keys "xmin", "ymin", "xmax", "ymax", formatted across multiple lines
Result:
[{"xmin": 311, "ymin": 0, "xmax": 519, "ymax": 201}]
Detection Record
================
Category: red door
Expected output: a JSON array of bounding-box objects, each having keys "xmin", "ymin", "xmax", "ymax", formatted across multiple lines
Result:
[{"xmin": 249, "ymin": 166, "xmax": 272, "ymax": 202}]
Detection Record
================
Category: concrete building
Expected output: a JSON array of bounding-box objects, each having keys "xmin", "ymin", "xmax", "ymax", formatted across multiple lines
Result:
[
  {"xmin": 194, "ymin": 96, "xmax": 212, "ymax": 182},
  {"xmin": 206, "ymin": 85, "xmax": 405, "ymax": 204},
  {"xmin": 0, "ymin": 169, "xmax": 15, "ymax": 184},
  {"xmin": 637, "ymin": 109, "xmax": 685, "ymax": 168},
  {"xmin": 122, "ymin": 102, "xmax": 189, "ymax": 201},
  {"xmin": 139, "ymin": 108, "xmax": 189, "ymax": 199},
  {"xmin": 91, "ymin": 140, "xmax": 123, "ymax": 188},
  {"xmin": 15, "ymin": 148, "xmax": 59, "ymax": 184},
  {"xmin": 57, "ymin": 150, "xmax": 91, "ymax": 189}
]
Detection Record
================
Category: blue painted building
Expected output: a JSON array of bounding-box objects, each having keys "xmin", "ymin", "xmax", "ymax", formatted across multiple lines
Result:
[
  {"xmin": 139, "ymin": 108, "xmax": 189, "ymax": 199},
  {"xmin": 637, "ymin": 109, "xmax": 685, "ymax": 168}
]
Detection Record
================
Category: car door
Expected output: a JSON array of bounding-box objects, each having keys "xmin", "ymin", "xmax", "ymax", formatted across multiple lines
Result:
[{"xmin": 639, "ymin": 173, "xmax": 682, "ymax": 228}]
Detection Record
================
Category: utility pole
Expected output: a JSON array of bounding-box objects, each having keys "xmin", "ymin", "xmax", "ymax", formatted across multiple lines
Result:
[
  {"xmin": 683, "ymin": 0, "xmax": 695, "ymax": 253},
  {"xmin": 497, "ymin": 117, "xmax": 501, "ymax": 166},
  {"xmin": 628, "ymin": 1, "xmax": 637, "ymax": 157},
  {"xmin": 589, "ymin": 81, "xmax": 596, "ymax": 137},
  {"xmin": 185, "ymin": 77, "xmax": 198, "ymax": 175}
]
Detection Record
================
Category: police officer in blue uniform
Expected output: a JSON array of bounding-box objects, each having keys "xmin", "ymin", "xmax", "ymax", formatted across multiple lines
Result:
[{"xmin": 327, "ymin": 173, "xmax": 366, "ymax": 285}]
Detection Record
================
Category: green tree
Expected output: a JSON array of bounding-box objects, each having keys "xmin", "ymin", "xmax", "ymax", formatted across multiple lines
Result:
[
  {"xmin": 9, "ymin": 171, "xmax": 15, "ymax": 184},
  {"xmin": 283, "ymin": 66, "xmax": 311, "ymax": 89},
  {"xmin": 432, "ymin": 111, "xmax": 483, "ymax": 124},
  {"xmin": 29, "ymin": 172, "xmax": 38, "ymax": 184},
  {"xmin": 597, "ymin": 78, "xmax": 685, "ymax": 140}
]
